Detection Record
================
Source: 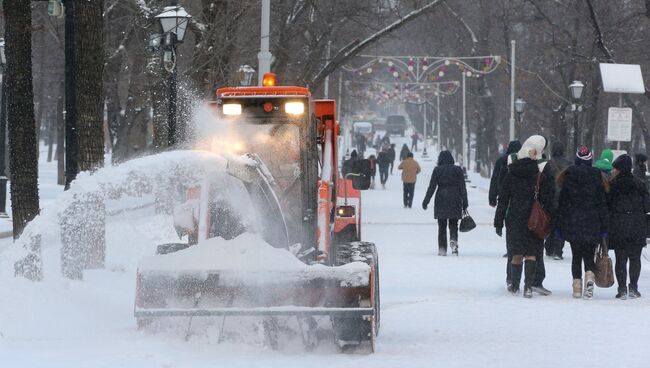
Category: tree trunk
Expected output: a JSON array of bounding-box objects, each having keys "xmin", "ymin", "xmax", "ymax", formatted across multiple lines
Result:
[
  {"xmin": 3, "ymin": 0, "xmax": 40, "ymax": 239},
  {"xmin": 56, "ymin": 84, "xmax": 65, "ymax": 186},
  {"xmin": 75, "ymin": 0, "xmax": 105, "ymax": 171}
]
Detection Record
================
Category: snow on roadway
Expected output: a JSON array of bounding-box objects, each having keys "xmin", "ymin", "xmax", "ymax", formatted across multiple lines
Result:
[{"xmin": 1, "ymin": 136, "xmax": 649, "ymax": 368}]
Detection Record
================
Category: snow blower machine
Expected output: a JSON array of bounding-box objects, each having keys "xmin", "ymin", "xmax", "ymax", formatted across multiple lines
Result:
[{"xmin": 134, "ymin": 73, "xmax": 380, "ymax": 352}]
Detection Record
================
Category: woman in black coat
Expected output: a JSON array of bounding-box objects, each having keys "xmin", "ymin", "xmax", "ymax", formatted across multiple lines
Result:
[
  {"xmin": 422, "ymin": 151, "xmax": 468, "ymax": 256},
  {"xmin": 494, "ymin": 135, "xmax": 554, "ymax": 298},
  {"xmin": 607, "ymin": 154, "xmax": 650, "ymax": 299},
  {"xmin": 556, "ymin": 145, "xmax": 608, "ymax": 299}
]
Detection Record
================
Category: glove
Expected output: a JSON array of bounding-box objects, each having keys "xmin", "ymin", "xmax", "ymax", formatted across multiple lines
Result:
[
  {"xmin": 422, "ymin": 202, "xmax": 428, "ymax": 210},
  {"xmin": 495, "ymin": 227, "xmax": 503, "ymax": 237}
]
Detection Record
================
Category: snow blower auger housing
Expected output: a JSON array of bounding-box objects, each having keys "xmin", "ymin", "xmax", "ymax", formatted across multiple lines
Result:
[{"xmin": 134, "ymin": 74, "xmax": 380, "ymax": 352}]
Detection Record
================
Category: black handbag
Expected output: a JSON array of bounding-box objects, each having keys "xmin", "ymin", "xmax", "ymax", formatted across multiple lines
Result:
[{"xmin": 459, "ymin": 209, "xmax": 476, "ymax": 232}]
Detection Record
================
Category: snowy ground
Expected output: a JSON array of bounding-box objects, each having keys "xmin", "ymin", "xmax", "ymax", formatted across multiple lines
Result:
[{"xmin": 1, "ymin": 136, "xmax": 649, "ymax": 368}]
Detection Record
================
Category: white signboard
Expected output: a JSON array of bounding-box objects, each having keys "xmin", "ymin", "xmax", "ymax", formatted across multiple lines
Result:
[
  {"xmin": 600, "ymin": 63, "xmax": 645, "ymax": 94},
  {"xmin": 607, "ymin": 107, "xmax": 633, "ymax": 142}
]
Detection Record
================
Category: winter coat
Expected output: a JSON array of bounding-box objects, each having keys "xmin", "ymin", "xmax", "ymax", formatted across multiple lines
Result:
[
  {"xmin": 387, "ymin": 147, "xmax": 396, "ymax": 162},
  {"xmin": 494, "ymin": 158, "xmax": 555, "ymax": 247},
  {"xmin": 423, "ymin": 164, "xmax": 468, "ymax": 220},
  {"xmin": 399, "ymin": 146, "xmax": 410, "ymax": 161},
  {"xmin": 557, "ymin": 164, "xmax": 609, "ymax": 244},
  {"xmin": 607, "ymin": 171, "xmax": 650, "ymax": 249},
  {"xmin": 368, "ymin": 156, "xmax": 377, "ymax": 177},
  {"xmin": 489, "ymin": 141, "xmax": 522, "ymax": 206},
  {"xmin": 341, "ymin": 153, "xmax": 358, "ymax": 177},
  {"xmin": 398, "ymin": 157, "xmax": 421, "ymax": 183},
  {"xmin": 547, "ymin": 146, "xmax": 573, "ymax": 208},
  {"xmin": 377, "ymin": 151, "xmax": 391, "ymax": 169}
]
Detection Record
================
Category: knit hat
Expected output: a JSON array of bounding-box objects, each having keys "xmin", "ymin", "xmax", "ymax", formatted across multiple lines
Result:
[
  {"xmin": 576, "ymin": 145, "xmax": 593, "ymax": 161},
  {"xmin": 612, "ymin": 154, "xmax": 632, "ymax": 173}
]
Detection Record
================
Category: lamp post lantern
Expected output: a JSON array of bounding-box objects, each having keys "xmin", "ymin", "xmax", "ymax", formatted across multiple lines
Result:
[
  {"xmin": 155, "ymin": 2, "xmax": 191, "ymax": 147},
  {"xmin": 569, "ymin": 80, "xmax": 584, "ymax": 149},
  {"xmin": 515, "ymin": 97, "xmax": 526, "ymax": 125},
  {"xmin": 0, "ymin": 39, "xmax": 7, "ymax": 217}
]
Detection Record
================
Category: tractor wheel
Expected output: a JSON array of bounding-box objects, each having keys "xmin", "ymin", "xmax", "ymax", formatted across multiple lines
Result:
[{"xmin": 332, "ymin": 241, "xmax": 380, "ymax": 353}]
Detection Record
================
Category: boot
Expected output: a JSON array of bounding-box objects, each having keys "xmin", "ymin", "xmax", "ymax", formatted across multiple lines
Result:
[
  {"xmin": 615, "ymin": 286, "xmax": 627, "ymax": 300},
  {"xmin": 508, "ymin": 264, "xmax": 523, "ymax": 295},
  {"xmin": 438, "ymin": 248, "xmax": 447, "ymax": 256},
  {"xmin": 628, "ymin": 284, "xmax": 641, "ymax": 299},
  {"xmin": 584, "ymin": 271, "xmax": 595, "ymax": 299},
  {"xmin": 572, "ymin": 279, "xmax": 582, "ymax": 298},
  {"xmin": 450, "ymin": 240, "xmax": 458, "ymax": 256},
  {"xmin": 523, "ymin": 260, "xmax": 536, "ymax": 298}
]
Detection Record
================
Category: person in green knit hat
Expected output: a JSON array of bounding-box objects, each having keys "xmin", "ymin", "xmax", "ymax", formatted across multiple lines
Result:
[{"xmin": 594, "ymin": 149, "xmax": 614, "ymax": 176}]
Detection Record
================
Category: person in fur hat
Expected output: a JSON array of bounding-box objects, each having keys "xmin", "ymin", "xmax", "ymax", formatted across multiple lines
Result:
[{"xmin": 494, "ymin": 135, "xmax": 555, "ymax": 298}]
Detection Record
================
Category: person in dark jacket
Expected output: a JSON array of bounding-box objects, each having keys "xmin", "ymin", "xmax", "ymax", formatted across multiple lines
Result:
[
  {"xmin": 633, "ymin": 153, "xmax": 648, "ymax": 186},
  {"xmin": 411, "ymin": 132, "xmax": 420, "ymax": 152},
  {"xmin": 489, "ymin": 140, "xmax": 522, "ymax": 207},
  {"xmin": 388, "ymin": 143, "xmax": 397, "ymax": 175},
  {"xmin": 368, "ymin": 154, "xmax": 377, "ymax": 189},
  {"xmin": 607, "ymin": 154, "xmax": 650, "ymax": 299},
  {"xmin": 494, "ymin": 135, "xmax": 554, "ymax": 298},
  {"xmin": 544, "ymin": 141, "xmax": 573, "ymax": 260},
  {"xmin": 342, "ymin": 150, "xmax": 358, "ymax": 177},
  {"xmin": 355, "ymin": 133, "xmax": 366, "ymax": 157},
  {"xmin": 399, "ymin": 144, "xmax": 410, "ymax": 161},
  {"xmin": 422, "ymin": 151, "xmax": 468, "ymax": 256},
  {"xmin": 556, "ymin": 145, "xmax": 608, "ymax": 299},
  {"xmin": 377, "ymin": 147, "xmax": 391, "ymax": 189}
]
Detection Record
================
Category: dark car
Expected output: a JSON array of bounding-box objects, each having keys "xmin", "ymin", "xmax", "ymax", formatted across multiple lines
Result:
[{"xmin": 386, "ymin": 115, "xmax": 406, "ymax": 137}]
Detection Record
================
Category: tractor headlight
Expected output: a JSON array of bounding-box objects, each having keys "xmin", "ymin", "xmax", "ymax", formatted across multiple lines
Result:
[
  {"xmin": 223, "ymin": 103, "xmax": 242, "ymax": 115},
  {"xmin": 336, "ymin": 205, "xmax": 355, "ymax": 217},
  {"xmin": 284, "ymin": 102, "xmax": 304, "ymax": 115}
]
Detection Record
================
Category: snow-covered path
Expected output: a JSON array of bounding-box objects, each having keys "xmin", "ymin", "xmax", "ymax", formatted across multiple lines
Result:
[{"xmin": 1, "ymin": 143, "xmax": 649, "ymax": 367}]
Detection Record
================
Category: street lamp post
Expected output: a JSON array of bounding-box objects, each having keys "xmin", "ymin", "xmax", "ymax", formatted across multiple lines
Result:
[
  {"xmin": 569, "ymin": 80, "xmax": 585, "ymax": 150},
  {"xmin": 515, "ymin": 97, "xmax": 526, "ymax": 126},
  {"xmin": 0, "ymin": 39, "xmax": 8, "ymax": 218},
  {"xmin": 156, "ymin": 2, "xmax": 191, "ymax": 147}
]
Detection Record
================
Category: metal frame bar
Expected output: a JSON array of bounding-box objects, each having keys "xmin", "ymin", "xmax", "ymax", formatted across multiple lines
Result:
[{"xmin": 136, "ymin": 307, "xmax": 374, "ymax": 317}]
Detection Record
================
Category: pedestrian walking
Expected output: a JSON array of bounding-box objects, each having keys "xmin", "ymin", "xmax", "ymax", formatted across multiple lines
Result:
[
  {"xmin": 342, "ymin": 150, "xmax": 358, "ymax": 177},
  {"xmin": 398, "ymin": 152, "xmax": 421, "ymax": 208},
  {"xmin": 411, "ymin": 132, "xmax": 420, "ymax": 152},
  {"xmin": 607, "ymin": 154, "xmax": 649, "ymax": 299},
  {"xmin": 355, "ymin": 133, "xmax": 366, "ymax": 157},
  {"xmin": 422, "ymin": 151, "xmax": 468, "ymax": 256},
  {"xmin": 544, "ymin": 141, "xmax": 573, "ymax": 260},
  {"xmin": 368, "ymin": 154, "xmax": 377, "ymax": 189},
  {"xmin": 388, "ymin": 144, "xmax": 397, "ymax": 175},
  {"xmin": 377, "ymin": 147, "xmax": 391, "ymax": 189},
  {"xmin": 494, "ymin": 135, "xmax": 554, "ymax": 298},
  {"xmin": 399, "ymin": 144, "xmax": 410, "ymax": 161},
  {"xmin": 489, "ymin": 140, "xmax": 522, "ymax": 208},
  {"xmin": 556, "ymin": 145, "xmax": 609, "ymax": 299}
]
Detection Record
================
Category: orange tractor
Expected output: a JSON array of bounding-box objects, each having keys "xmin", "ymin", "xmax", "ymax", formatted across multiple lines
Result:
[{"xmin": 134, "ymin": 74, "xmax": 380, "ymax": 351}]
